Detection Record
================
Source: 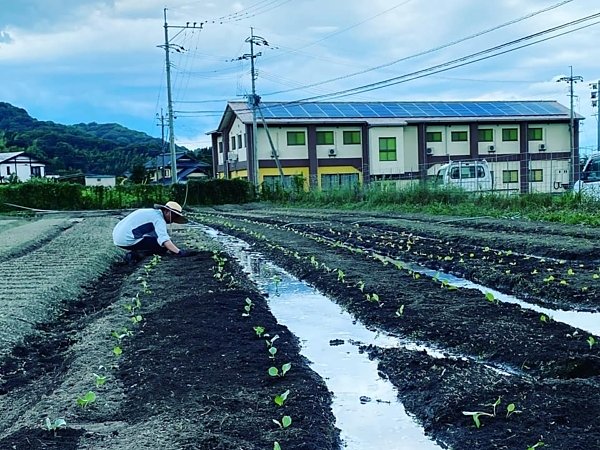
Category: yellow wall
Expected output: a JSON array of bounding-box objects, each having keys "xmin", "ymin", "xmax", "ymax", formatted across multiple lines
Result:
[
  {"xmin": 260, "ymin": 167, "xmax": 310, "ymax": 190},
  {"xmin": 230, "ymin": 169, "xmax": 248, "ymax": 180}
]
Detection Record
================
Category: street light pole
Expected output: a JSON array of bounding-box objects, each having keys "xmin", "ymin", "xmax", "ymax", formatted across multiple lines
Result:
[{"xmin": 591, "ymin": 80, "xmax": 600, "ymax": 153}]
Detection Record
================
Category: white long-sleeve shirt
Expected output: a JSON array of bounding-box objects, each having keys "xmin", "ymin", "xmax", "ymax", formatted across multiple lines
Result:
[{"xmin": 112, "ymin": 208, "xmax": 171, "ymax": 247}]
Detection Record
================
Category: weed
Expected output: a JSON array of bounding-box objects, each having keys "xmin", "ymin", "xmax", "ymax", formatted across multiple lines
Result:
[
  {"xmin": 76, "ymin": 391, "xmax": 97, "ymax": 408},
  {"xmin": 273, "ymin": 415, "xmax": 292, "ymax": 428},
  {"xmin": 274, "ymin": 390, "xmax": 290, "ymax": 407}
]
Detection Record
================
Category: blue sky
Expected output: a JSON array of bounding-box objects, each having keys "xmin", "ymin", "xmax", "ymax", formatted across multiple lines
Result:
[{"xmin": 0, "ymin": 0, "xmax": 599, "ymax": 153}]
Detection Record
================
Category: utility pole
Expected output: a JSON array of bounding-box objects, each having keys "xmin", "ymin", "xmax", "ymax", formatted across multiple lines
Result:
[
  {"xmin": 160, "ymin": 9, "xmax": 202, "ymax": 184},
  {"xmin": 235, "ymin": 28, "xmax": 268, "ymax": 187},
  {"xmin": 156, "ymin": 109, "xmax": 166, "ymax": 182},
  {"xmin": 557, "ymin": 66, "xmax": 583, "ymax": 185},
  {"xmin": 591, "ymin": 80, "xmax": 600, "ymax": 153}
]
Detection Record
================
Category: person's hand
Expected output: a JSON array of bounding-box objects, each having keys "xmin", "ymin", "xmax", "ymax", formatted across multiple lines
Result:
[{"xmin": 177, "ymin": 249, "xmax": 189, "ymax": 257}]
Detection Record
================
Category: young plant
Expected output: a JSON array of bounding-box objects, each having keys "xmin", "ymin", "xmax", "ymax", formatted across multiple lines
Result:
[
  {"xmin": 527, "ymin": 442, "xmax": 545, "ymax": 450},
  {"xmin": 337, "ymin": 269, "xmax": 345, "ymax": 283},
  {"xmin": 269, "ymin": 362, "xmax": 292, "ymax": 377},
  {"xmin": 356, "ymin": 281, "xmax": 365, "ymax": 292},
  {"xmin": 242, "ymin": 298, "xmax": 253, "ymax": 317},
  {"xmin": 395, "ymin": 305, "xmax": 405, "ymax": 317},
  {"xmin": 43, "ymin": 417, "xmax": 67, "ymax": 435},
  {"xmin": 273, "ymin": 415, "xmax": 292, "ymax": 428},
  {"xmin": 268, "ymin": 346, "xmax": 278, "ymax": 359},
  {"xmin": 485, "ymin": 292, "xmax": 498, "ymax": 305},
  {"xmin": 274, "ymin": 443, "xmax": 282, "ymax": 450},
  {"xmin": 111, "ymin": 328, "xmax": 132, "ymax": 342},
  {"xmin": 505, "ymin": 403, "xmax": 521, "ymax": 418},
  {"xmin": 130, "ymin": 314, "xmax": 143, "ymax": 324},
  {"xmin": 113, "ymin": 346, "xmax": 123, "ymax": 357},
  {"xmin": 253, "ymin": 326, "xmax": 266, "ymax": 338},
  {"xmin": 76, "ymin": 391, "xmax": 97, "ymax": 408},
  {"xmin": 587, "ymin": 336, "xmax": 596, "ymax": 350},
  {"xmin": 93, "ymin": 373, "xmax": 107, "ymax": 387},
  {"xmin": 274, "ymin": 389, "xmax": 290, "ymax": 406}
]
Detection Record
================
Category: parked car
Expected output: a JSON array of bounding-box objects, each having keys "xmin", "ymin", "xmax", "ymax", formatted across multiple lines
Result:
[
  {"xmin": 435, "ymin": 160, "xmax": 493, "ymax": 191},
  {"xmin": 573, "ymin": 153, "xmax": 600, "ymax": 199}
]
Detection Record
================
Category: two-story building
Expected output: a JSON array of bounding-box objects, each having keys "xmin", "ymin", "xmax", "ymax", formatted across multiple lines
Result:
[{"xmin": 209, "ymin": 100, "xmax": 580, "ymax": 194}]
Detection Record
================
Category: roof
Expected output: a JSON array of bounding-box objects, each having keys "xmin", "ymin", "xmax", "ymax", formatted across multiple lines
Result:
[
  {"xmin": 0, "ymin": 152, "xmax": 24, "ymax": 163},
  {"xmin": 218, "ymin": 100, "xmax": 578, "ymax": 131},
  {"xmin": 144, "ymin": 152, "xmax": 210, "ymax": 170}
]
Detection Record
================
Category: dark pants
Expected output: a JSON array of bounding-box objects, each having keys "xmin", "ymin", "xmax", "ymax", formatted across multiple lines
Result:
[{"xmin": 118, "ymin": 237, "xmax": 167, "ymax": 256}]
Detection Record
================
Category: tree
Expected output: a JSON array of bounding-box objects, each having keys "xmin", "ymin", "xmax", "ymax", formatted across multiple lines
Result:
[{"xmin": 130, "ymin": 163, "xmax": 149, "ymax": 184}]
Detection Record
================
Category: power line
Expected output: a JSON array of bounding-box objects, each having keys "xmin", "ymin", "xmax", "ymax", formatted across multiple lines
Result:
[{"xmin": 262, "ymin": 0, "xmax": 576, "ymax": 97}]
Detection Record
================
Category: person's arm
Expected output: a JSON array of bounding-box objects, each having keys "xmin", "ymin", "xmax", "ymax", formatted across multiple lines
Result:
[{"xmin": 163, "ymin": 239, "xmax": 181, "ymax": 254}]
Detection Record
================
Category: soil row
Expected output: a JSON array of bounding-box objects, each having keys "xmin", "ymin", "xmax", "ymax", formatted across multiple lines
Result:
[{"xmin": 195, "ymin": 208, "xmax": 600, "ymax": 450}]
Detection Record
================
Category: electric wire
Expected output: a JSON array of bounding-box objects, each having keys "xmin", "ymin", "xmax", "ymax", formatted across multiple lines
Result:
[{"xmin": 262, "ymin": 0, "xmax": 576, "ymax": 96}]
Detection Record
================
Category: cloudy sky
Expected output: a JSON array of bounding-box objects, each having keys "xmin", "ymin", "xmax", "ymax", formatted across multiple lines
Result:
[{"xmin": 1, "ymin": 0, "xmax": 599, "ymax": 152}]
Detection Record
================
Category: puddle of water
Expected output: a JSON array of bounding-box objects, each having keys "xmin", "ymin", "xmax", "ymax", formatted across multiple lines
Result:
[
  {"xmin": 395, "ymin": 259, "xmax": 600, "ymax": 336},
  {"xmin": 201, "ymin": 227, "xmax": 443, "ymax": 450}
]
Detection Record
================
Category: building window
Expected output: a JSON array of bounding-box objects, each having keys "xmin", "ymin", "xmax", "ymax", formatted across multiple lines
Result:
[
  {"xmin": 262, "ymin": 175, "xmax": 303, "ymax": 190},
  {"xmin": 378, "ymin": 137, "xmax": 397, "ymax": 161},
  {"xmin": 426, "ymin": 131, "xmax": 442, "ymax": 142},
  {"xmin": 529, "ymin": 169, "xmax": 543, "ymax": 182},
  {"xmin": 343, "ymin": 130, "xmax": 361, "ymax": 145},
  {"xmin": 218, "ymin": 142, "xmax": 223, "ymax": 153},
  {"xmin": 287, "ymin": 131, "xmax": 306, "ymax": 146},
  {"xmin": 321, "ymin": 173, "xmax": 360, "ymax": 191},
  {"xmin": 316, "ymin": 131, "xmax": 334, "ymax": 145},
  {"xmin": 6, "ymin": 167, "xmax": 10, "ymax": 175},
  {"xmin": 237, "ymin": 134, "xmax": 243, "ymax": 148},
  {"xmin": 528, "ymin": 128, "xmax": 543, "ymax": 141},
  {"xmin": 244, "ymin": 133, "xmax": 247, "ymax": 147},
  {"xmin": 502, "ymin": 128, "xmax": 519, "ymax": 142},
  {"xmin": 451, "ymin": 131, "xmax": 468, "ymax": 142},
  {"xmin": 478, "ymin": 129, "xmax": 494, "ymax": 142},
  {"xmin": 231, "ymin": 136, "xmax": 236, "ymax": 150},
  {"xmin": 502, "ymin": 170, "xmax": 519, "ymax": 183},
  {"xmin": 31, "ymin": 166, "xmax": 41, "ymax": 177}
]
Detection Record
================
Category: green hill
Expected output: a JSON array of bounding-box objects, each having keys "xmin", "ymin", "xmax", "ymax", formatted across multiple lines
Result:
[{"xmin": 0, "ymin": 102, "xmax": 190, "ymax": 176}]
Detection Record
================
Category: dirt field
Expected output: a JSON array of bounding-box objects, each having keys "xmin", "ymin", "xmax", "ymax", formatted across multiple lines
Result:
[{"xmin": 1, "ymin": 206, "xmax": 599, "ymax": 450}]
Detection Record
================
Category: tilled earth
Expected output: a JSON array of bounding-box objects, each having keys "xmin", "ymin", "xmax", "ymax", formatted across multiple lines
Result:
[
  {"xmin": 0, "ymin": 215, "xmax": 339, "ymax": 450},
  {"xmin": 193, "ymin": 204, "xmax": 600, "ymax": 450}
]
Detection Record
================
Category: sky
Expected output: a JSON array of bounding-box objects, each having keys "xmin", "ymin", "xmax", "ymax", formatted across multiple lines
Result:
[{"xmin": 0, "ymin": 0, "xmax": 599, "ymax": 153}]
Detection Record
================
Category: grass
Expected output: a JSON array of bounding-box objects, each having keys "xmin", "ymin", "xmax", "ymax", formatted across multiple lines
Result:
[{"xmin": 262, "ymin": 183, "xmax": 600, "ymax": 226}]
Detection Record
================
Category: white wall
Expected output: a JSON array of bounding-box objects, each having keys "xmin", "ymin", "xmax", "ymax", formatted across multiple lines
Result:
[
  {"xmin": 369, "ymin": 126, "xmax": 404, "ymax": 175},
  {"xmin": 85, "ymin": 176, "xmax": 116, "ymax": 187},
  {"xmin": 0, "ymin": 155, "xmax": 45, "ymax": 182}
]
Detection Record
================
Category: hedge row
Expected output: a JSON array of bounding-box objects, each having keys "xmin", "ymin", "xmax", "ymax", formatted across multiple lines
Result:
[{"xmin": 0, "ymin": 178, "xmax": 255, "ymax": 212}]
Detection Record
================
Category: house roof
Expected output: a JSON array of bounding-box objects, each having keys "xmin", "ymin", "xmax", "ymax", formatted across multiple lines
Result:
[
  {"xmin": 0, "ymin": 151, "xmax": 24, "ymax": 163},
  {"xmin": 217, "ymin": 100, "xmax": 579, "ymax": 132},
  {"xmin": 144, "ymin": 152, "xmax": 210, "ymax": 170}
]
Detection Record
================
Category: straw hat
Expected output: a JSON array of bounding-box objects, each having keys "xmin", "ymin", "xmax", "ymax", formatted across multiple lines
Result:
[{"xmin": 155, "ymin": 201, "xmax": 188, "ymax": 224}]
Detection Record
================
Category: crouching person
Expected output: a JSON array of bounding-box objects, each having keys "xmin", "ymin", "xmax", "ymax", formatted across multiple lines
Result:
[{"xmin": 113, "ymin": 201, "xmax": 189, "ymax": 263}]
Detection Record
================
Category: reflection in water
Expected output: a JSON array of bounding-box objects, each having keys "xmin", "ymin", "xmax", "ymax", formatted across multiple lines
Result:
[{"xmin": 201, "ymin": 226, "xmax": 443, "ymax": 450}]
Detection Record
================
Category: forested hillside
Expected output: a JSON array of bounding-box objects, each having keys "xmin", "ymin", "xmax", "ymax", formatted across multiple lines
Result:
[{"xmin": 0, "ymin": 102, "xmax": 192, "ymax": 175}]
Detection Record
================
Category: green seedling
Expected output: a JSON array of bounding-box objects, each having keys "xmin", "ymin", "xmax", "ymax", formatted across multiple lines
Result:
[
  {"xmin": 242, "ymin": 298, "xmax": 253, "ymax": 317},
  {"xmin": 274, "ymin": 442, "xmax": 282, "ymax": 450},
  {"xmin": 567, "ymin": 268, "xmax": 575, "ymax": 276},
  {"xmin": 273, "ymin": 415, "xmax": 292, "ymax": 428},
  {"xmin": 253, "ymin": 326, "xmax": 266, "ymax": 338},
  {"xmin": 462, "ymin": 410, "xmax": 494, "ymax": 428},
  {"xmin": 506, "ymin": 403, "xmax": 521, "ymax": 418},
  {"xmin": 113, "ymin": 346, "xmax": 123, "ymax": 357},
  {"xmin": 266, "ymin": 335, "xmax": 279, "ymax": 348},
  {"xmin": 43, "ymin": 417, "xmax": 66, "ymax": 435},
  {"xmin": 587, "ymin": 336, "xmax": 596, "ymax": 349},
  {"xmin": 269, "ymin": 346, "xmax": 278, "ymax": 359},
  {"xmin": 337, "ymin": 269, "xmax": 345, "ymax": 283},
  {"xmin": 527, "ymin": 442, "xmax": 545, "ymax": 450},
  {"xmin": 485, "ymin": 292, "xmax": 498, "ymax": 305},
  {"xmin": 93, "ymin": 373, "xmax": 107, "ymax": 387},
  {"xmin": 76, "ymin": 391, "xmax": 97, "ymax": 408},
  {"xmin": 130, "ymin": 315, "xmax": 143, "ymax": 324},
  {"xmin": 365, "ymin": 293, "xmax": 381, "ymax": 304},
  {"xmin": 274, "ymin": 389, "xmax": 290, "ymax": 406},
  {"xmin": 543, "ymin": 275, "xmax": 555, "ymax": 283},
  {"xmin": 593, "ymin": 274, "xmax": 600, "ymax": 280},
  {"xmin": 111, "ymin": 328, "xmax": 132, "ymax": 341},
  {"xmin": 268, "ymin": 362, "xmax": 292, "ymax": 377},
  {"xmin": 395, "ymin": 305, "xmax": 405, "ymax": 317},
  {"xmin": 357, "ymin": 281, "xmax": 365, "ymax": 292},
  {"xmin": 540, "ymin": 314, "xmax": 549, "ymax": 323}
]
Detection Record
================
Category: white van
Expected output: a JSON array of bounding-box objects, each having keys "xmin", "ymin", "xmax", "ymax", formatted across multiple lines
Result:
[
  {"xmin": 573, "ymin": 153, "xmax": 600, "ymax": 199},
  {"xmin": 436, "ymin": 160, "xmax": 493, "ymax": 192}
]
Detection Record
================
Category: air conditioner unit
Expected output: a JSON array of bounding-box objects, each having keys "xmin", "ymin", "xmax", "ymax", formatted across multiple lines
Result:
[
  {"xmin": 328, "ymin": 148, "xmax": 337, "ymax": 157},
  {"xmin": 538, "ymin": 144, "xmax": 546, "ymax": 151},
  {"xmin": 426, "ymin": 147, "xmax": 433, "ymax": 155},
  {"xmin": 488, "ymin": 145, "xmax": 495, "ymax": 153}
]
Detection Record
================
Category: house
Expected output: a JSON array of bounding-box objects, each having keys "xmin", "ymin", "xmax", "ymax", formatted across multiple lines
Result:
[
  {"xmin": 0, "ymin": 152, "xmax": 46, "ymax": 183},
  {"xmin": 56, "ymin": 173, "xmax": 116, "ymax": 186},
  {"xmin": 145, "ymin": 152, "xmax": 211, "ymax": 184},
  {"xmin": 209, "ymin": 100, "xmax": 581, "ymax": 194}
]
